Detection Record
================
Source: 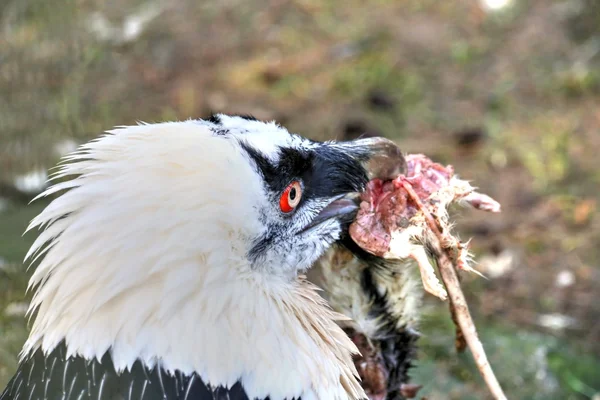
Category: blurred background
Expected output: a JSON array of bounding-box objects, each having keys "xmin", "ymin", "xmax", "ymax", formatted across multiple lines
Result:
[{"xmin": 0, "ymin": 0, "xmax": 599, "ymax": 398}]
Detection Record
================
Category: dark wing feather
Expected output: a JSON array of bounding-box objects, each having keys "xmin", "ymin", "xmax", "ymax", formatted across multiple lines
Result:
[
  {"xmin": 0, "ymin": 343, "xmax": 254, "ymax": 400},
  {"xmin": 340, "ymin": 239, "xmax": 421, "ymax": 400}
]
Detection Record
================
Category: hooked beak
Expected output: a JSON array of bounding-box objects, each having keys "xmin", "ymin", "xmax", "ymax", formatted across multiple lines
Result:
[
  {"xmin": 298, "ymin": 197, "xmax": 358, "ymax": 234},
  {"xmin": 298, "ymin": 137, "xmax": 404, "ymax": 234},
  {"xmin": 339, "ymin": 137, "xmax": 407, "ymax": 180}
]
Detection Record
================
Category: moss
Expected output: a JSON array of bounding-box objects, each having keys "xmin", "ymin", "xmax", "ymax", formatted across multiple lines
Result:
[
  {"xmin": 416, "ymin": 307, "xmax": 600, "ymax": 399},
  {"xmin": 558, "ymin": 68, "xmax": 600, "ymax": 98}
]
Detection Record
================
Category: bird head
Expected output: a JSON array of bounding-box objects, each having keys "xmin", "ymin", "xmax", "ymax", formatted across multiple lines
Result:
[
  {"xmin": 22, "ymin": 114, "xmax": 405, "ymax": 399},
  {"xmin": 228, "ymin": 114, "xmax": 404, "ymax": 279}
]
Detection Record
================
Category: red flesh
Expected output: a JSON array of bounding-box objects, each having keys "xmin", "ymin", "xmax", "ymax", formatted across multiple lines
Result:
[{"xmin": 350, "ymin": 154, "xmax": 454, "ymax": 256}]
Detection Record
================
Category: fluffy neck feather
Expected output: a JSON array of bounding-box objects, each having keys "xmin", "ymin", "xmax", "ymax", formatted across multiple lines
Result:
[
  {"xmin": 25, "ymin": 272, "xmax": 364, "ymax": 400},
  {"xmin": 21, "ymin": 121, "xmax": 366, "ymax": 400}
]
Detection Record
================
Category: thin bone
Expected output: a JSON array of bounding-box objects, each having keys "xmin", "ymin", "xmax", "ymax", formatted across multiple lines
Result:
[
  {"xmin": 403, "ymin": 181, "xmax": 508, "ymax": 400},
  {"xmin": 410, "ymin": 245, "xmax": 448, "ymax": 301}
]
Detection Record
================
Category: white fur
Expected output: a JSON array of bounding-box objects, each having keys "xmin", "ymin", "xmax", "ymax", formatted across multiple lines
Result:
[
  {"xmin": 310, "ymin": 250, "xmax": 383, "ymax": 339},
  {"xmin": 311, "ymin": 246, "xmax": 422, "ymax": 338},
  {"xmin": 22, "ymin": 121, "xmax": 365, "ymax": 400}
]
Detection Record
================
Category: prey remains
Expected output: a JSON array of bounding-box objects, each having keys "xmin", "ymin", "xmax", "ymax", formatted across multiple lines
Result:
[{"xmin": 349, "ymin": 154, "xmax": 501, "ymax": 300}]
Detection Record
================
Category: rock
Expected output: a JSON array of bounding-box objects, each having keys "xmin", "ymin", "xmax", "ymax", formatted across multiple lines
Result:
[
  {"xmin": 555, "ymin": 270, "xmax": 575, "ymax": 288},
  {"xmin": 4, "ymin": 302, "xmax": 29, "ymax": 317},
  {"xmin": 13, "ymin": 168, "xmax": 48, "ymax": 194},
  {"xmin": 537, "ymin": 313, "xmax": 577, "ymax": 331}
]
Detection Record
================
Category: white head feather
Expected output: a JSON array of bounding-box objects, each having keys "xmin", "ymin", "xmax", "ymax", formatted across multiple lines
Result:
[{"xmin": 21, "ymin": 119, "xmax": 366, "ymax": 400}]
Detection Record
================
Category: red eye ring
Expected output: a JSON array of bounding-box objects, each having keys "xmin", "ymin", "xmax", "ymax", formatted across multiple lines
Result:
[{"xmin": 280, "ymin": 181, "xmax": 302, "ymax": 213}]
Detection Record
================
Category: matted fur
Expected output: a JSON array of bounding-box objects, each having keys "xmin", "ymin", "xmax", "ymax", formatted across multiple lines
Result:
[
  {"xmin": 311, "ymin": 246, "xmax": 421, "ymax": 338},
  {"xmin": 21, "ymin": 121, "xmax": 366, "ymax": 400}
]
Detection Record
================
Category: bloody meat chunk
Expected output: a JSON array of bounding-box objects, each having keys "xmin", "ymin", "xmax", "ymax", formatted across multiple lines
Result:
[{"xmin": 350, "ymin": 154, "xmax": 500, "ymax": 300}]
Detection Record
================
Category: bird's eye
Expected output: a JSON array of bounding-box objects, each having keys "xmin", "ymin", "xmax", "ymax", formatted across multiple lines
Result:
[{"xmin": 280, "ymin": 181, "xmax": 302, "ymax": 213}]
